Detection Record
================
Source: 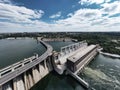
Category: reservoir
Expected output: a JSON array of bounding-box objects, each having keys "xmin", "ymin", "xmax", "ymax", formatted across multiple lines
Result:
[
  {"xmin": 0, "ymin": 38, "xmax": 120, "ymax": 90},
  {"xmin": 0, "ymin": 38, "xmax": 46, "ymax": 69}
]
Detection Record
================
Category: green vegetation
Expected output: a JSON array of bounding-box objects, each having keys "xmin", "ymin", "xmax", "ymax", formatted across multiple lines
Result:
[{"xmin": 68, "ymin": 32, "xmax": 120, "ymax": 55}]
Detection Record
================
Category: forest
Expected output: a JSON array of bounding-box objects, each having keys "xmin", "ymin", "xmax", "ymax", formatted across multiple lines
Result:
[{"xmin": 68, "ymin": 32, "xmax": 120, "ymax": 55}]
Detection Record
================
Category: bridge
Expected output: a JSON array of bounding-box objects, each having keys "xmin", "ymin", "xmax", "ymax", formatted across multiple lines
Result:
[
  {"xmin": 0, "ymin": 40, "xmax": 99, "ymax": 90},
  {"xmin": 0, "ymin": 40, "xmax": 53, "ymax": 90}
]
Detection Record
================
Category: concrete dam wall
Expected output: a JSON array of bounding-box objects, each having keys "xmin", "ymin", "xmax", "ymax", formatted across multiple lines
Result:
[{"xmin": 0, "ymin": 40, "xmax": 53, "ymax": 90}]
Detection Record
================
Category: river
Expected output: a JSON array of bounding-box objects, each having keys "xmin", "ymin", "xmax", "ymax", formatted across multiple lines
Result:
[
  {"xmin": 80, "ymin": 54, "xmax": 120, "ymax": 90},
  {"xmin": 0, "ymin": 39, "xmax": 120, "ymax": 90}
]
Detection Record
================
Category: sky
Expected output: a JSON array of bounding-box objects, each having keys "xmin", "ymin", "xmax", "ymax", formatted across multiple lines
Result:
[{"xmin": 0, "ymin": 0, "xmax": 120, "ymax": 32}]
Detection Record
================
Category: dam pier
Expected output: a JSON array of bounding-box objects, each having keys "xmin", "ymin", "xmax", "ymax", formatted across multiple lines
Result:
[{"xmin": 0, "ymin": 39, "xmax": 100, "ymax": 90}]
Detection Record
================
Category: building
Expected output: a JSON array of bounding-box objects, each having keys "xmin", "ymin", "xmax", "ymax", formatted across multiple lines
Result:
[{"xmin": 67, "ymin": 45, "xmax": 98, "ymax": 73}]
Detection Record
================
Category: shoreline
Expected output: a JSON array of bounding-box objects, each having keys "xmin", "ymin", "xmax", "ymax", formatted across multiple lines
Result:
[
  {"xmin": 99, "ymin": 51, "xmax": 120, "ymax": 59},
  {"xmin": 41, "ymin": 38, "xmax": 72, "ymax": 42}
]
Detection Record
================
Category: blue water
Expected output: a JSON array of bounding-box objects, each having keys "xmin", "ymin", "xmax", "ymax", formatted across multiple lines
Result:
[
  {"xmin": 80, "ymin": 54, "xmax": 120, "ymax": 90},
  {"xmin": 0, "ymin": 38, "xmax": 46, "ymax": 69}
]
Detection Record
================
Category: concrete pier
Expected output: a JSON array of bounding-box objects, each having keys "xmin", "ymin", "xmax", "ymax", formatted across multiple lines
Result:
[
  {"xmin": 13, "ymin": 78, "xmax": 17, "ymax": 90},
  {"xmin": 0, "ymin": 86, "xmax": 2, "ymax": 90},
  {"xmin": 67, "ymin": 70, "xmax": 89, "ymax": 89},
  {"xmin": 24, "ymin": 73, "xmax": 28, "ymax": 90},
  {"xmin": 28, "ymin": 73, "xmax": 34, "ymax": 88},
  {"xmin": 16, "ymin": 77, "xmax": 25, "ymax": 90}
]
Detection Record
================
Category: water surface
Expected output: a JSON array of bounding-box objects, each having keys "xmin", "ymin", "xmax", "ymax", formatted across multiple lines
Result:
[
  {"xmin": 0, "ymin": 38, "xmax": 46, "ymax": 69},
  {"xmin": 80, "ymin": 54, "xmax": 120, "ymax": 90},
  {"xmin": 47, "ymin": 41, "xmax": 74, "ymax": 52}
]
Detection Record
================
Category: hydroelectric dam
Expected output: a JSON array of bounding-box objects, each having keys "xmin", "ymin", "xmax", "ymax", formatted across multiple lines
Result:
[{"xmin": 0, "ymin": 39, "xmax": 100, "ymax": 90}]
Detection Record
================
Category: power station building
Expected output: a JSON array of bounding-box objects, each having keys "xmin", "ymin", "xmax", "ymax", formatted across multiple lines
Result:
[{"xmin": 67, "ymin": 45, "xmax": 98, "ymax": 73}]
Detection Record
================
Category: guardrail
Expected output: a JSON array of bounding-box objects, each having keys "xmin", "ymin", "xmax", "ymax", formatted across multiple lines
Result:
[{"xmin": 0, "ymin": 55, "xmax": 37, "ymax": 78}]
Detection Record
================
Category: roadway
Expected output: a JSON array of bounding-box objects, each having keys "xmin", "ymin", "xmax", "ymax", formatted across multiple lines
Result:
[{"xmin": 0, "ymin": 40, "xmax": 53, "ymax": 86}]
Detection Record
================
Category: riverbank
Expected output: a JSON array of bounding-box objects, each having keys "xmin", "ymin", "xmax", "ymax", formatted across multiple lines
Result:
[
  {"xmin": 99, "ymin": 51, "xmax": 120, "ymax": 58},
  {"xmin": 41, "ymin": 38, "xmax": 72, "ymax": 42}
]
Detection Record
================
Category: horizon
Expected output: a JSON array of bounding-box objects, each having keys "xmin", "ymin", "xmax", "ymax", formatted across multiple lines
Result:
[
  {"xmin": 0, "ymin": 0, "xmax": 120, "ymax": 32},
  {"xmin": 0, "ymin": 31, "xmax": 120, "ymax": 34}
]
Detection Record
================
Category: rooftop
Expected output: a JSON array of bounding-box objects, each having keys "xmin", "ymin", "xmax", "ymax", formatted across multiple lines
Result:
[{"xmin": 67, "ymin": 45, "xmax": 96, "ymax": 63}]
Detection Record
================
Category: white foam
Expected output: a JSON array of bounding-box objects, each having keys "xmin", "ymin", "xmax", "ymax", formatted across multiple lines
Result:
[
  {"xmin": 83, "ymin": 67, "xmax": 120, "ymax": 89},
  {"xmin": 115, "ymin": 65, "xmax": 120, "ymax": 69}
]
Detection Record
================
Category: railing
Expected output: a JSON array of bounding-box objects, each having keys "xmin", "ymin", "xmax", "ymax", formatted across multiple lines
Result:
[
  {"xmin": 0, "ymin": 55, "xmax": 37, "ymax": 78},
  {"xmin": 60, "ymin": 40, "xmax": 87, "ymax": 56}
]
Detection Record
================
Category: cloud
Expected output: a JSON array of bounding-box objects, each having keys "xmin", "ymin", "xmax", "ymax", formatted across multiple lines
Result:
[
  {"xmin": 67, "ymin": 13, "xmax": 73, "ymax": 17},
  {"xmin": 79, "ymin": 0, "xmax": 104, "ymax": 5},
  {"xmin": 54, "ymin": 1, "xmax": 120, "ymax": 32},
  {"xmin": 56, "ymin": 9, "xmax": 102, "ymax": 28},
  {"xmin": 49, "ymin": 11, "xmax": 61, "ymax": 19},
  {"xmin": 101, "ymin": 1, "xmax": 120, "ymax": 16},
  {"xmin": 0, "ymin": 0, "xmax": 120, "ymax": 32},
  {"xmin": 79, "ymin": 0, "xmax": 112, "ymax": 5},
  {"xmin": 0, "ymin": 3, "xmax": 44, "ymax": 24},
  {"xmin": 0, "ymin": 1, "xmax": 46, "ymax": 32},
  {"xmin": 0, "ymin": 0, "xmax": 12, "ymax": 4}
]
